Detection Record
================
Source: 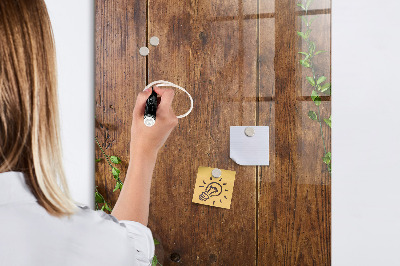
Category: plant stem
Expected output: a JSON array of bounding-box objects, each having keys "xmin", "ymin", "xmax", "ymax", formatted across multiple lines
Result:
[
  {"xmin": 95, "ymin": 137, "xmax": 122, "ymax": 185},
  {"xmin": 301, "ymin": 2, "xmax": 330, "ymax": 173},
  {"xmin": 308, "ymin": 59, "xmax": 327, "ymax": 155},
  {"xmin": 95, "ymin": 137, "xmax": 113, "ymax": 168},
  {"xmin": 95, "ymin": 187, "xmax": 111, "ymax": 211},
  {"xmin": 309, "ymin": 60, "xmax": 328, "ymax": 156},
  {"xmin": 316, "ymin": 105, "xmax": 327, "ymax": 154}
]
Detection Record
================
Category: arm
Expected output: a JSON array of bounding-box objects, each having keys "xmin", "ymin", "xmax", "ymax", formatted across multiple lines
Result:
[{"xmin": 111, "ymin": 86, "xmax": 178, "ymax": 226}]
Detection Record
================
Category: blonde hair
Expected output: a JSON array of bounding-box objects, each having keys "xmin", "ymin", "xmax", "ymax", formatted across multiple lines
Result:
[{"xmin": 0, "ymin": 0, "xmax": 77, "ymax": 216}]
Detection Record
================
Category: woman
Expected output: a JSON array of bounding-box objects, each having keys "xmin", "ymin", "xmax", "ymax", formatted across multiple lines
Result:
[{"xmin": 0, "ymin": 0, "xmax": 178, "ymax": 265}]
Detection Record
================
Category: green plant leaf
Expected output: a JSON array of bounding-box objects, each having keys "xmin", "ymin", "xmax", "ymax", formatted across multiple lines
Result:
[
  {"xmin": 154, "ymin": 238, "xmax": 160, "ymax": 245},
  {"xmin": 309, "ymin": 17, "xmax": 316, "ymax": 25},
  {"xmin": 311, "ymin": 90, "xmax": 321, "ymax": 106},
  {"xmin": 320, "ymin": 82, "xmax": 331, "ymax": 92},
  {"xmin": 317, "ymin": 76, "xmax": 327, "ymax": 85},
  {"xmin": 313, "ymin": 96, "xmax": 321, "ymax": 106},
  {"xmin": 297, "ymin": 3, "xmax": 305, "ymax": 10},
  {"xmin": 314, "ymin": 50, "xmax": 326, "ymax": 55},
  {"xmin": 104, "ymin": 202, "xmax": 112, "ymax": 212},
  {"xmin": 324, "ymin": 116, "xmax": 331, "ymax": 128},
  {"xmin": 297, "ymin": 31, "xmax": 307, "ymax": 40},
  {"xmin": 324, "ymin": 87, "xmax": 331, "ymax": 96},
  {"xmin": 311, "ymin": 90, "xmax": 318, "ymax": 98},
  {"xmin": 95, "ymin": 158, "xmax": 102, "ymax": 162},
  {"xmin": 306, "ymin": 77, "xmax": 315, "ymax": 86},
  {"xmin": 110, "ymin": 156, "xmax": 121, "ymax": 164},
  {"xmin": 113, "ymin": 180, "xmax": 123, "ymax": 192},
  {"xmin": 112, "ymin": 167, "xmax": 120, "ymax": 178},
  {"xmin": 152, "ymin": 255, "xmax": 159, "ymax": 266},
  {"xmin": 95, "ymin": 191, "xmax": 105, "ymax": 204},
  {"xmin": 308, "ymin": 110, "xmax": 318, "ymax": 121},
  {"xmin": 323, "ymin": 152, "xmax": 331, "ymax": 164},
  {"xmin": 298, "ymin": 52, "xmax": 308, "ymax": 56},
  {"xmin": 299, "ymin": 60, "xmax": 310, "ymax": 68}
]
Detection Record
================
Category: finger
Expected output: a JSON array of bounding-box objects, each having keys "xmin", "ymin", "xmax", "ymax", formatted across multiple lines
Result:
[
  {"xmin": 153, "ymin": 86, "xmax": 162, "ymax": 106},
  {"xmin": 152, "ymin": 86, "xmax": 166, "ymax": 96},
  {"xmin": 155, "ymin": 88, "xmax": 175, "ymax": 111},
  {"xmin": 153, "ymin": 86, "xmax": 174, "ymax": 101},
  {"xmin": 132, "ymin": 88, "xmax": 152, "ymax": 117}
]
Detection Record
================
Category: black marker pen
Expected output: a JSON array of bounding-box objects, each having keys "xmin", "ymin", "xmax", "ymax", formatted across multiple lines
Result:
[{"xmin": 143, "ymin": 87, "xmax": 158, "ymax": 127}]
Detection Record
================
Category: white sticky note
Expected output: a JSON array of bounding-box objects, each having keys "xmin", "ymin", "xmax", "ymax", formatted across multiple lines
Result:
[{"xmin": 230, "ymin": 126, "xmax": 269, "ymax": 166}]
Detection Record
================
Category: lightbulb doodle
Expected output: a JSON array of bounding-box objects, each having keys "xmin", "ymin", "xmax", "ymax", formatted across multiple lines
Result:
[{"xmin": 192, "ymin": 166, "xmax": 236, "ymax": 209}]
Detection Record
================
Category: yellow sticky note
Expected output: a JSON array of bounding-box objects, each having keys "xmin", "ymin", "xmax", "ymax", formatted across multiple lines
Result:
[{"xmin": 192, "ymin": 166, "xmax": 236, "ymax": 209}]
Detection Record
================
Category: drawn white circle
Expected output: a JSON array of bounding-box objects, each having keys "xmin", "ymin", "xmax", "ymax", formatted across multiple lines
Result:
[{"xmin": 142, "ymin": 80, "xmax": 193, "ymax": 119}]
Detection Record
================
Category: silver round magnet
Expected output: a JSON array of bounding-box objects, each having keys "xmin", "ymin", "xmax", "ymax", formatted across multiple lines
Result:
[
  {"xmin": 149, "ymin": 36, "xmax": 160, "ymax": 46},
  {"xmin": 139, "ymin": 47, "xmax": 149, "ymax": 56},
  {"xmin": 244, "ymin": 126, "xmax": 255, "ymax": 137},
  {"xmin": 211, "ymin": 168, "xmax": 222, "ymax": 178}
]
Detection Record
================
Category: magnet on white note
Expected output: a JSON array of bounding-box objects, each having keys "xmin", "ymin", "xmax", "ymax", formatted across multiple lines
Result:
[
  {"xmin": 230, "ymin": 126, "xmax": 269, "ymax": 166},
  {"xmin": 244, "ymin": 127, "xmax": 255, "ymax": 137}
]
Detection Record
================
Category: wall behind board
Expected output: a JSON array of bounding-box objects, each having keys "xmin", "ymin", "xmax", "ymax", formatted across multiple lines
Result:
[
  {"xmin": 332, "ymin": 0, "xmax": 400, "ymax": 265},
  {"xmin": 45, "ymin": 0, "xmax": 95, "ymax": 208}
]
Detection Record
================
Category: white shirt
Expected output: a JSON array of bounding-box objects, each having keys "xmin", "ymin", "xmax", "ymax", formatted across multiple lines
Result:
[{"xmin": 0, "ymin": 171, "xmax": 154, "ymax": 266}]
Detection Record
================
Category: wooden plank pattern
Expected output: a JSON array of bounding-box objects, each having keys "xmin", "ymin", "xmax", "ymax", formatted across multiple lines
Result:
[
  {"xmin": 95, "ymin": 0, "xmax": 331, "ymax": 265},
  {"xmin": 95, "ymin": 0, "xmax": 146, "ymax": 205},
  {"xmin": 257, "ymin": 0, "xmax": 331, "ymax": 264},
  {"xmin": 147, "ymin": 0, "xmax": 258, "ymax": 265}
]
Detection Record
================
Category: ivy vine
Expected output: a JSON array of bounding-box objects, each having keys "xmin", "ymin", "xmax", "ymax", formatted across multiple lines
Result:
[{"xmin": 297, "ymin": 0, "xmax": 332, "ymax": 173}]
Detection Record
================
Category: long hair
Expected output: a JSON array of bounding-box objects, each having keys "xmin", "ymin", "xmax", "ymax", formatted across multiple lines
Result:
[{"xmin": 0, "ymin": 0, "xmax": 77, "ymax": 216}]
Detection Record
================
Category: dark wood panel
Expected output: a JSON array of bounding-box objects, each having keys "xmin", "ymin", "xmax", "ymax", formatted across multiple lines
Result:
[
  {"xmin": 95, "ymin": 0, "xmax": 331, "ymax": 265},
  {"xmin": 147, "ymin": 0, "xmax": 258, "ymax": 265},
  {"xmin": 95, "ymin": 0, "xmax": 146, "ymax": 204},
  {"xmin": 257, "ymin": 0, "xmax": 331, "ymax": 265}
]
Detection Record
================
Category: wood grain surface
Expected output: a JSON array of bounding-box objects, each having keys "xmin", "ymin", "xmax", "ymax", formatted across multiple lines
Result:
[
  {"xmin": 147, "ymin": 1, "xmax": 258, "ymax": 264},
  {"xmin": 95, "ymin": 0, "xmax": 147, "ymax": 207},
  {"xmin": 95, "ymin": 0, "xmax": 331, "ymax": 265},
  {"xmin": 257, "ymin": 1, "xmax": 331, "ymax": 265}
]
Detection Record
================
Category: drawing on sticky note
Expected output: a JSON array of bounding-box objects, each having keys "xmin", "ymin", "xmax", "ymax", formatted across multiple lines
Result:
[
  {"xmin": 199, "ymin": 182, "xmax": 223, "ymax": 201},
  {"xmin": 192, "ymin": 166, "xmax": 236, "ymax": 209}
]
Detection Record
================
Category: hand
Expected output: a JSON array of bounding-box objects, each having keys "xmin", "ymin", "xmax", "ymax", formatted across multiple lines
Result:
[{"xmin": 130, "ymin": 86, "xmax": 179, "ymax": 156}]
